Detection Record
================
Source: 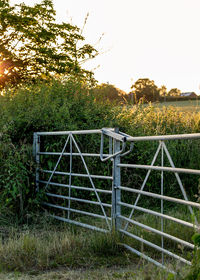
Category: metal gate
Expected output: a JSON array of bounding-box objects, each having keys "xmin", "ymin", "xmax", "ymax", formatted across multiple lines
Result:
[{"xmin": 33, "ymin": 128, "xmax": 200, "ymax": 272}]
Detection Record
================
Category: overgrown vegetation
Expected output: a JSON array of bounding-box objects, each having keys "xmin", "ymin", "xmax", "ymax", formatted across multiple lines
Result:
[
  {"xmin": 1, "ymin": 79, "xmax": 200, "ymax": 278},
  {"xmin": 1, "ymin": 79, "xmax": 200, "ymax": 219},
  {"xmin": 0, "ymin": 215, "xmax": 124, "ymax": 272},
  {"xmin": 0, "ymin": 79, "xmax": 114, "ymax": 220},
  {"xmin": 0, "ymin": 210, "xmax": 198, "ymax": 279}
]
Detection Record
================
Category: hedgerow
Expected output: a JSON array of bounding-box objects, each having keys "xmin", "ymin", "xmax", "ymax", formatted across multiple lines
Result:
[{"xmin": 1, "ymin": 80, "xmax": 200, "ymax": 221}]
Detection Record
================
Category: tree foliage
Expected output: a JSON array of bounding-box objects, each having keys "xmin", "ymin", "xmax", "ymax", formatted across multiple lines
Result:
[
  {"xmin": 159, "ymin": 85, "xmax": 167, "ymax": 96},
  {"xmin": 167, "ymin": 88, "xmax": 181, "ymax": 96},
  {"xmin": 0, "ymin": 0, "xmax": 97, "ymax": 88},
  {"xmin": 130, "ymin": 78, "xmax": 160, "ymax": 102},
  {"xmin": 91, "ymin": 83, "xmax": 128, "ymax": 104}
]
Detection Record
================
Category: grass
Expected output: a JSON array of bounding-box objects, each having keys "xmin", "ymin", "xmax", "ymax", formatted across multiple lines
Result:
[
  {"xmin": 0, "ymin": 214, "xmax": 130, "ymax": 272},
  {"xmin": 0, "ymin": 265, "xmax": 174, "ymax": 280},
  {"xmin": 0, "ymin": 267, "xmax": 174, "ymax": 280},
  {"xmin": 0, "ymin": 208, "xmax": 197, "ymax": 279},
  {"xmin": 127, "ymin": 99, "xmax": 200, "ymax": 113}
]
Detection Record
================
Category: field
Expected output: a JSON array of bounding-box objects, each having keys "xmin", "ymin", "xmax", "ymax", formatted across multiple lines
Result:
[{"xmin": 153, "ymin": 99, "xmax": 200, "ymax": 113}]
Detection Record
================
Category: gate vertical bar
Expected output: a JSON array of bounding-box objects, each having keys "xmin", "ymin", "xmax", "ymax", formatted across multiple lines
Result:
[
  {"xmin": 33, "ymin": 132, "xmax": 40, "ymax": 192},
  {"xmin": 161, "ymin": 141, "xmax": 164, "ymax": 265},
  {"xmin": 68, "ymin": 134, "xmax": 72, "ymax": 219},
  {"xmin": 112, "ymin": 128, "xmax": 121, "ymax": 231},
  {"xmin": 109, "ymin": 136, "xmax": 113, "ymax": 159}
]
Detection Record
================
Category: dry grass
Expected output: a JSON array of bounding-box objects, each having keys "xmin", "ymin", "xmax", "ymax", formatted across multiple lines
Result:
[
  {"xmin": 0, "ymin": 209, "xmax": 195, "ymax": 280},
  {"xmin": 0, "ymin": 264, "xmax": 174, "ymax": 280},
  {"xmin": 0, "ymin": 217, "xmax": 131, "ymax": 273}
]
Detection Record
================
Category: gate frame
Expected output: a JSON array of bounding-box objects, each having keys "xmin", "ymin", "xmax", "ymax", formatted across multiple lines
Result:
[{"xmin": 33, "ymin": 128, "xmax": 200, "ymax": 273}]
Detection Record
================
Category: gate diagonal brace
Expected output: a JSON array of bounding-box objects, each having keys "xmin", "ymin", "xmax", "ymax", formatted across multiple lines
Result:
[
  {"xmin": 44, "ymin": 135, "xmax": 70, "ymax": 191},
  {"xmin": 100, "ymin": 128, "xmax": 134, "ymax": 162},
  {"xmin": 71, "ymin": 134, "xmax": 111, "ymax": 231}
]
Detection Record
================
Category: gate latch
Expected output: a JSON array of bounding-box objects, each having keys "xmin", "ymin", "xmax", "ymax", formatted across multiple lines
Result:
[{"xmin": 100, "ymin": 128, "xmax": 134, "ymax": 162}]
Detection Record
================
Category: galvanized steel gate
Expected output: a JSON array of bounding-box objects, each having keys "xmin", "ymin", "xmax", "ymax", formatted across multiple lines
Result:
[{"xmin": 33, "ymin": 128, "xmax": 200, "ymax": 272}]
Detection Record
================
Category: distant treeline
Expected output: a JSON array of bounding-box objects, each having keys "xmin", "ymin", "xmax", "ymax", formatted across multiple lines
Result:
[
  {"xmin": 92, "ymin": 83, "xmax": 199, "ymax": 105},
  {"xmin": 126, "ymin": 94, "xmax": 200, "ymax": 104},
  {"xmin": 158, "ymin": 95, "xmax": 200, "ymax": 102}
]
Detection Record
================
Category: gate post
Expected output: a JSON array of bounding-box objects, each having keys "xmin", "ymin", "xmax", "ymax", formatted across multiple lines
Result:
[
  {"xmin": 33, "ymin": 133, "xmax": 40, "ymax": 192},
  {"xmin": 112, "ymin": 128, "xmax": 121, "ymax": 232}
]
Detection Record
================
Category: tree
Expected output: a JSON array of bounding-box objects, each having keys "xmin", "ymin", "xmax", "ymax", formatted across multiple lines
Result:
[
  {"xmin": 159, "ymin": 85, "xmax": 167, "ymax": 96},
  {"xmin": 91, "ymin": 83, "xmax": 128, "ymax": 104},
  {"xmin": 0, "ymin": 0, "xmax": 98, "ymax": 88},
  {"xmin": 130, "ymin": 78, "xmax": 160, "ymax": 103},
  {"xmin": 167, "ymin": 88, "xmax": 181, "ymax": 96},
  {"xmin": 159, "ymin": 85, "xmax": 167, "ymax": 102}
]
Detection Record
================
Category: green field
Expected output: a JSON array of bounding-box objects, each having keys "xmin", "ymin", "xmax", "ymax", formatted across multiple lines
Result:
[{"xmin": 153, "ymin": 99, "xmax": 200, "ymax": 112}]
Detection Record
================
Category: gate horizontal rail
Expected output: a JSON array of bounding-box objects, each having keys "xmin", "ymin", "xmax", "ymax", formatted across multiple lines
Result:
[
  {"xmin": 43, "ymin": 202, "xmax": 111, "ymax": 220},
  {"xmin": 36, "ymin": 129, "xmax": 103, "ymax": 135},
  {"xmin": 118, "ymin": 186, "xmax": 200, "ymax": 208},
  {"xmin": 119, "ymin": 215, "xmax": 194, "ymax": 249},
  {"xmin": 41, "ymin": 169, "xmax": 113, "ymax": 180},
  {"xmin": 122, "ymin": 244, "xmax": 175, "ymax": 273},
  {"xmin": 119, "ymin": 229, "xmax": 191, "ymax": 265},
  {"xmin": 46, "ymin": 192, "xmax": 112, "ymax": 208},
  {"xmin": 39, "ymin": 180, "xmax": 112, "ymax": 194},
  {"xmin": 118, "ymin": 201, "xmax": 198, "ymax": 229},
  {"xmin": 39, "ymin": 152, "xmax": 112, "ymax": 157},
  {"xmin": 50, "ymin": 215, "xmax": 109, "ymax": 233},
  {"xmin": 126, "ymin": 133, "xmax": 200, "ymax": 142},
  {"xmin": 118, "ymin": 164, "xmax": 200, "ymax": 175}
]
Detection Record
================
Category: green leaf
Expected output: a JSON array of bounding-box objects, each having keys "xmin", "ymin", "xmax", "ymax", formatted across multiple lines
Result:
[{"xmin": 192, "ymin": 233, "xmax": 200, "ymax": 247}]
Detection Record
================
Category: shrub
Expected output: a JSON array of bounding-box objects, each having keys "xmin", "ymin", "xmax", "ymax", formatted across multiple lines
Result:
[
  {"xmin": 0, "ymin": 79, "xmax": 115, "ymax": 220},
  {"xmin": 1, "ymin": 81, "xmax": 200, "ymax": 221}
]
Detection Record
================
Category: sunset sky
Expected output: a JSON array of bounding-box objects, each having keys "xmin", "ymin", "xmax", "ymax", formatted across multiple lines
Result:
[{"xmin": 11, "ymin": 0, "xmax": 200, "ymax": 94}]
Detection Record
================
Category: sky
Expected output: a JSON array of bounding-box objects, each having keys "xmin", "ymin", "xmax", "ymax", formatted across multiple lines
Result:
[{"xmin": 11, "ymin": 0, "xmax": 200, "ymax": 94}]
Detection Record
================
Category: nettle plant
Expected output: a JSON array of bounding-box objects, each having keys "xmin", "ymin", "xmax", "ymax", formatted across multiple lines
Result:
[{"xmin": 0, "ymin": 134, "xmax": 37, "ymax": 220}]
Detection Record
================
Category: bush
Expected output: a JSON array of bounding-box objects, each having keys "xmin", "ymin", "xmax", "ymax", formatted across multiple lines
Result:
[
  {"xmin": 1, "ymin": 81, "xmax": 200, "ymax": 221},
  {"xmin": 0, "ymin": 133, "xmax": 37, "ymax": 223},
  {"xmin": 0, "ymin": 79, "xmax": 115, "ymax": 221},
  {"xmin": 1, "ymin": 79, "xmax": 114, "ymax": 143}
]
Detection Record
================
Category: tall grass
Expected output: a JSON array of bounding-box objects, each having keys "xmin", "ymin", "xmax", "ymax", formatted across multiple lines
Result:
[
  {"xmin": 0, "ymin": 216, "xmax": 126, "ymax": 272},
  {"xmin": 117, "ymin": 104, "xmax": 200, "ymax": 136},
  {"xmin": 0, "ymin": 209, "xmax": 196, "ymax": 279}
]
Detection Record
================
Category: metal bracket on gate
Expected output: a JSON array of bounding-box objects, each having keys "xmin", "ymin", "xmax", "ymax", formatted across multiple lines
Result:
[
  {"xmin": 120, "ymin": 142, "xmax": 134, "ymax": 157},
  {"xmin": 100, "ymin": 128, "xmax": 134, "ymax": 162},
  {"xmin": 114, "ymin": 130, "xmax": 134, "ymax": 157}
]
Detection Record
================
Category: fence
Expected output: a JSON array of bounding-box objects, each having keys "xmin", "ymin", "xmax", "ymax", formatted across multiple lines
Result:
[{"xmin": 33, "ymin": 128, "xmax": 200, "ymax": 273}]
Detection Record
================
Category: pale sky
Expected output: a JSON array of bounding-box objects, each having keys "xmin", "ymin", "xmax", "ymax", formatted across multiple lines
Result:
[{"xmin": 11, "ymin": 0, "xmax": 200, "ymax": 94}]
